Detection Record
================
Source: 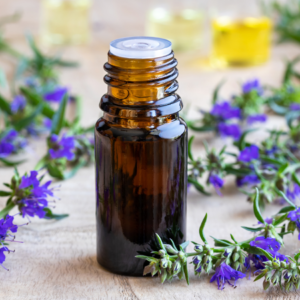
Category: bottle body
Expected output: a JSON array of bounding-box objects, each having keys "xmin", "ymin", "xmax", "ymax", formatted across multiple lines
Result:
[{"xmin": 94, "ymin": 43, "xmax": 187, "ymax": 276}]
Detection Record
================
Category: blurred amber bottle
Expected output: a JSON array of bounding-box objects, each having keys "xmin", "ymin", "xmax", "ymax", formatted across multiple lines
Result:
[
  {"xmin": 211, "ymin": 1, "xmax": 272, "ymax": 67},
  {"xmin": 42, "ymin": 0, "xmax": 91, "ymax": 45},
  {"xmin": 146, "ymin": 1, "xmax": 203, "ymax": 51}
]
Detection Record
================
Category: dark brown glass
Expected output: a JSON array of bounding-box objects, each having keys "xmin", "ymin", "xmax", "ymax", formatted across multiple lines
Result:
[{"xmin": 94, "ymin": 51, "xmax": 187, "ymax": 276}]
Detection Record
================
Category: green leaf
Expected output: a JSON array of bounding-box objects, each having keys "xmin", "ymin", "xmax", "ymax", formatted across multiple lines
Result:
[
  {"xmin": 230, "ymin": 234, "xmax": 238, "ymax": 244},
  {"xmin": 135, "ymin": 255, "xmax": 158, "ymax": 263},
  {"xmin": 253, "ymin": 188, "xmax": 266, "ymax": 224},
  {"xmin": 224, "ymin": 165, "xmax": 251, "ymax": 176},
  {"xmin": 276, "ymin": 190, "xmax": 296, "ymax": 208},
  {"xmin": 188, "ymin": 136, "xmax": 194, "ymax": 161},
  {"xmin": 292, "ymin": 172, "xmax": 300, "ymax": 187},
  {"xmin": 155, "ymin": 234, "xmax": 167, "ymax": 252},
  {"xmin": 183, "ymin": 263, "xmax": 189, "ymax": 285},
  {"xmin": 273, "ymin": 213, "xmax": 288, "ymax": 226},
  {"xmin": 294, "ymin": 251, "xmax": 300, "ymax": 262},
  {"xmin": 187, "ymin": 177, "xmax": 210, "ymax": 196},
  {"xmin": 241, "ymin": 226, "xmax": 264, "ymax": 232},
  {"xmin": 62, "ymin": 159, "xmax": 86, "ymax": 180},
  {"xmin": 47, "ymin": 163, "xmax": 64, "ymax": 180},
  {"xmin": 187, "ymin": 124, "xmax": 215, "ymax": 132},
  {"xmin": 235, "ymin": 128, "xmax": 257, "ymax": 150},
  {"xmin": 255, "ymin": 247, "xmax": 274, "ymax": 261},
  {"xmin": 51, "ymin": 94, "xmax": 68, "ymax": 135},
  {"xmin": 44, "ymin": 208, "xmax": 68, "ymax": 220},
  {"xmin": 180, "ymin": 241, "xmax": 189, "ymax": 250},
  {"xmin": 0, "ymin": 157, "xmax": 26, "ymax": 167},
  {"xmin": 0, "ymin": 201, "xmax": 15, "ymax": 219},
  {"xmin": 212, "ymin": 79, "xmax": 225, "ymax": 104},
  {"xmin": 199, "ymin": 213, "xmax": 208, "ymax": 244},
  {"xmin": 12, "ymin": 104, "xmax": 43, "ymax": 131},
  {"xmin": 211, "ymin": 236, "xmax": 233, "ymax": 247},
  {"xmin": 0, "ymin": 94, "xmax": 12, "ymax": 115},
  {"xmin": 254, "ymin": 269, "xmax": 268, "ymax": 282},
  {"xmin": 0, "ymin": 191, "xmax": 11, "ymax": 197}
]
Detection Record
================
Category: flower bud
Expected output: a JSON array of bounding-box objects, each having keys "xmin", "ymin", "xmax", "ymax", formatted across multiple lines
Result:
[
  {"xmin": 194, "ymin": 245, "xmax": 203, "ymax": 253},
  {"xmin": 233, "ymin": 261, "xmax": 240, "ymax": 271},
  {"xmin": 234, "ymin": 246, "xmax": 241, "ymax": 252},
  {"xmin": 271, "ymin": 270, "xmax": 281, "ymax": 285},
  {"xmin": 295, "ymin": 278, "xmax": 300, "ymax": 289},
  {"xmin": 192, "ymin": 255, "xmax": 202, "ymax": 265},
  {"xmin": 264, "ymin": 261, "xmax": 272, "ymax": 267},
  {"xmin": 265, "ymin": 270, "xmax": 273, "ymax": 282},
  {"xmin": 288, "ymin": 221, "xmax": 297, "ymax": 232},
  {"xmin": 160, "ymin": 258, "xmax": 168, "ymax": 269},
  {"xmin": 239, "ymin": 254, "xmax": 244, "ymax": 264},
  {"xmin": 204, "ymin": 245, "xmax": 210, "ymax": 251},
  {"xmin": 158, "ymin": 250, "xmax": 166, "ymax": 257},
  {"xmin": 178, "ymin": 269, "xmax": 184, "ymax": 280},
  {"xmin": 263, "ymin": 279, "xmax": 270, "ymax": 290},
  {"xmin": 232, "ymin": 252, "xmax": 240, "ymax": 262},
  {"xmin": 285, "ymin": 281, "xmax": 293, "ymax": 292},
  {"xmin": 272, "ymin": 260, "xmax": 280, "ymax": 268},
  {"xmin": 290, "ymin": 262, "xmax": 297, "ymax": 270},
  {"xmin": 280, "ymin": 261, "xmax": 287, "ymax": 268},
  {"xmin": 178, "ymin": 251, "xmax": 185, "ymax": 260},
  {"xmin": 172, "ymin": 260, "xmax": 181, "ymax": 275}
]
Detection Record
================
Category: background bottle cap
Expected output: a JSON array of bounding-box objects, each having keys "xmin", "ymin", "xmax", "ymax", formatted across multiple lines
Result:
[{"xmin": 110, "ymin": 36, "xmax": 172, "ymax": 59}]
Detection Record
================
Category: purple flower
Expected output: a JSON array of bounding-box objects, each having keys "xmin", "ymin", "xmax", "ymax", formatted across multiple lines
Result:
[
  {"xmin": 44, "ymin": 87, "xmax": 68, "ymax": 103},
  {"xmin": 211, "ymin": 101, "xmax": 241, "ymax": 120},
  {"xmin": 238, "ymin": 145, "xmax": 259, "ymax": 163},
  {"xmin": 17, "ymin": 170, "xmax": 56, "ymax": 219},
  {"xmin": 242, "ymin": 79, "xmax": 263, "ymax": 95},
  {"xmin": 10, "ymin": 95, "xmax": 26, "ymax": 113},
  {"xmin": 209, "ymin": 174, "xmax": 224, "ymax": 195},
  {"xmin": 0, "ymin": 215, "xmax": 19, "ymax": 270},
  {"xmin": 247, "ymin": 114, "xmax": 267, "ymax": 125},
  {"xmin": 218, "ymin": 123, "xmax": 241, "ymax": 140},
  {"xmin": 287, "ymin": 207, "xmax": 300, "ymax": 239},
  {"xmin": 210, "ymin": 262, "xmax": 246, "ymax": 290},
  {"xmin": 290, "ymin": 103, "xmax": 300, "ymax": 111},
  {"xmin": 286, "ymin": 184, "xmax": 300, "ymax": 203},
  {"xmin": 244, "ymin": 254, "xmax": 268, "ymax": 270},
  {"xmin": 43, "ymin": 118, "xmax": 52, "ymax": 130},
  {"xmin": 49, "ymin": 134, "xmax": 75, "ymax": 160},
  {"xmin": 236, "ymin": 174, "xmax": 260, "ymax": 187},
  {"xmin": 0, "ymin": 130, "xmax": 26, "ymax": 158},
  {"xmin": 258, "ymin": 217, "xmax": 273, "ymax": 225},
  {"xmin": 250, "ymin": 236, "xmax": 280, "ymax": 252}
]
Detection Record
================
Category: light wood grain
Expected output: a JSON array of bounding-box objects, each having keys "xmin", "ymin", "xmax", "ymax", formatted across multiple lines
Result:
[{"xmin": 0, "ymin": 0, "xmax": 300, "ymax": 299}]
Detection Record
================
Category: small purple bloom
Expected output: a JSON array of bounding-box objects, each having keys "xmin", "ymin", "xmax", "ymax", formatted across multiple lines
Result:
[
  {"xmin": 250, "ymin": 236, "xmax": 280, "ymax": 252},
  {"xmin": 49, "ymin": 134, "xmax": 75, "ymax": 160},
  {"xmin": 44, "ymin": 87, "xmax": 68, "ymax": 103},
  {"xmin": 218, "ymin": 123, "xmax": 241, "ymax": 140},
  {"xmin": 247, "ymin": 114, "xmax": 267, "ymax": 125},
  {"xmin": 17, "ymin": 170, "xmax": 56, "ymax": 219},
  {"xmin": 236, "ymin": 174, "xmax": 260, "ymax": 187},
  {"xmin": 287, "ymin": 207, "xmax": 300, "ymax": 223},
  {"xmin": 238, "ymin": 145, "xmax": 259, "ymax": 163},
  {"xmin": 43, "ymin": 118, "xmax": 52, "ymax": 130},
  {"xmin": 242, "ymin": 79, "xmax": 263, "ymax": 95},
  {"xmin": 210, "ymin": 262, "xmax": 246, "ymax": 290},
  {"xmin": 211, "ymin": 101, "xmax": 241, "ymax": 120},
  {"xmin": 209, "ymin": 174, "xmax": 224, "ymax": 195},
  {"xmin": 290, "ymin": 103, "xmax": 300, "ymax": 111},
  {"xmin": 258, "ymin": 217, "xmax": 273, "ymax": 225},
  {"xmin": 244, "ymin": 254, "xmax": 268, "ymax": 270},
  {"xmin": 0, "ymin": 130, "xmax": 26, "ymax": 158},
  {"xmin": 10, "ymin": 95, "xmax": 26, "ymax": 113}
]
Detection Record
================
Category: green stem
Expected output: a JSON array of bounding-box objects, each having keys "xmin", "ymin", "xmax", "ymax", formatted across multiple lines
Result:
[{"xmin": 0, "ymin": 201, "xmax": 16, "ymax": 219}]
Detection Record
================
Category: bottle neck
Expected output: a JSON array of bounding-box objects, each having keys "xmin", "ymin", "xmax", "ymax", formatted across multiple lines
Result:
[{"xmin": 104, "ymin": 51, "xmax": 178, "ymax": 106}]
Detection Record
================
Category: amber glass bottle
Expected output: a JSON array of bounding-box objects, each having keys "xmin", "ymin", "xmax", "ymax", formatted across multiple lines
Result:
[{"xmin": 94, "ymin": 37, "xmax": 187, "ymax": 276}]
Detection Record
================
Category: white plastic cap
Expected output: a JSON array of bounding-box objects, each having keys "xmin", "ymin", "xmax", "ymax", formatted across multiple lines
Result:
[{"xmin": 110, "ymin": 36, "xmax": 172, "ymax": 59}]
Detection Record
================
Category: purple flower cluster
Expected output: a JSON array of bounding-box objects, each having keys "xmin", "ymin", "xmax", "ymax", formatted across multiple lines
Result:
[
  {"xmin": 247, "ymin": 114, "xmax": 267, "ymax": 125},
  {"xmin": 242, "ymin": 79, "xmax": 263, "ymax": 95},
  {"xmin": 44, "ymin": 87, "xmax": 68, "ymax": 103},
  {"xmin": 236, "ymin": 174, "xmax": 260, "ymax": 187},
  {"xmin": 238, "ymin": 145, "xmax": 259, "ymax": 163},
  {"xmin": 249, "ymin": 236, "xmax": 288, "ymax": 262},
  {"xmin": 287, "ymin": 207, "xmax": 300, "ymax": 239},
  {"xmin": 17, "ymin": 170, "xmax": 55, "ymax": 219},
  {"xmin": 49, "ymin": 134, "xmax": 75, "ymax": 160},
  {"xmin": 10, "ymin": 95, "xmax": 26, "ymax": 113},
  {"xmin": 290, "ymin": 103, "xmax": 300, "ymax": 111},
  {"xmin": 218, "ymin": 123, "xmax": 241, "ymax": 140},
  {"xmin": 209, "ymin": 174, "xmax": 224, "ymax": 195},
  {"xmin": 210, "ymin": 262, "xmax": 246, "ymax": 290},
  {"xmin": 0, "ymin": 130, "xmax": 27, "ymax": 159},
  {"xmin": 0, "ymin": 215, "xmax": 19, "ymax": 270},
  {"xmin": 211, "ymin": 101, "xmax": 241, "ymax": 120}
]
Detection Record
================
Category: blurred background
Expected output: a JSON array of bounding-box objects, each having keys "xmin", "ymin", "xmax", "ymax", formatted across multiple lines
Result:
[{"xmin": 0, "ymin": 0, "xmax": 296, "ymax": 124}]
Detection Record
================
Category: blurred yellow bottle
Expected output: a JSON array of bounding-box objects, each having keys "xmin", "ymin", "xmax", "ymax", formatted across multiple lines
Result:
[
  {"xmin": 42, "ymin": 0, "xmax": 91, "ymax": 45},
  {"xmin": 212, "ymin": 16, "xmax": 272, "ymax": 67},
  {"xmin": 146, "ymin": 7, "xmax": 203, "ymax": 51}
]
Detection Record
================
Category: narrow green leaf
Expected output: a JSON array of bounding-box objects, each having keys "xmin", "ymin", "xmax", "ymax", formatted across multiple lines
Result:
[
  {"xmin": 276, "ymin": 190, "xmax": 296, "ymax": 208},
  {"xmin": 187, "ymin": 177, "xmax": 211, "ymax": 196},
  {"xmin": 155, "ymin": 234, "xmax": 167, "ymax": 252},
  {"xmin": 0, "ymin": 94, "xmax": 12, "ymax": 115},
  {"xmin": 241, "ymin": 226, "xmax": 264, "ymax": 232},
  {"xmin": 0, "ymin": 201, "xmax": 16, "ymax": 219},
  {"xmin": 183, "ymin": 263, "xmax": 189, "ymax": 285},
  {"xmin": 135, "ymin": 255, "xmax": 158, "ymax": 263},
  {"xmin": 180, "ymin": 241, "xmax": 189, "ymax": 250},
  {"xmin": 0, "ymin": 191, "xmax": 11, "ymax": 197},
  {"xmin": 273, "ymin": 213, "xmax": 288, "ymax": 226},
  {"xmin": 253, "ymin": 188, "xmax": 266, "ymax": 225},
  {"xmin": 199, "ymin": 214, "xmax": 208, "ymax": 244},
  {"xmin": 44, "ymin": 208, "xmax": 68, "ymax": 220},
  {"xmin": 254, "ymin": 269, "xmax": 268, "ymax": 282},
  {"xmin": 188, "ymin": 136, "xmax": 194, "ymax": 161},
  {"xmin": 12, "ymin": 104, "xmax": 43, "ymax": 131},
  {"xmin": 212, "ymin": 79, "xmax": 225, "ymax": 104},
  {"xmin": 277, "ymin": 206, "xmax": 295, "ymax": 214},
  {"xmin": 0, "ymin": 157, "xmax": 26, "ymax": 167},
  {"xmin": 230, "ymin": 234, "xmax": 238, "ymax": 244},
  {"xmin": 63, "ymin": 159, "xmax": 86, "ymax": 180},
  {"xmin": 188, "ymin": 124, "xmax": 215, "ymax": 132},
  {"xmin": 47, "ymin": 164, "xmax": 64, "ymax": 180},
  {"xmin": 51, "ymin": 94, "xmax": 68, "ymax": 135},
  {"xmin": 211, "ymin": 236, "xmax": 232, "ymax": 247},
  {"xmin": 255, "ymin": 247, "xmax": 274, "ymax": 260}
]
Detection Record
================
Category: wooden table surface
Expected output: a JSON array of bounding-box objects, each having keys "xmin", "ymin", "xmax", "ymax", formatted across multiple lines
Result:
[{"xmin": 0, "ymin": 0, "xmax": 299, "ymax": 299}]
